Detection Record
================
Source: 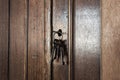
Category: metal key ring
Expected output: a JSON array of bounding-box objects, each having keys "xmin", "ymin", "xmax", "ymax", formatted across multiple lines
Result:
[{"xmin": 53, "ymin": 31, "xmax": 63, "ymax": 41}]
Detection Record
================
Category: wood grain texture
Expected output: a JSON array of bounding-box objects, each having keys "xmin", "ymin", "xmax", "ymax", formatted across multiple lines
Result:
[
  {"xmin": 28, "ymin": 0, "xmax": 45, "ymax": 80},
  {"xmin": 102, "ymin": 0, "xmax": 120, "ymax": 80},
  {"xmin": 53, "ymin": 0, "xmax": 68, "ymax": 80},
  {"xmin": 44, "ymin": 0, "xmax": 51, "ymax": 80},
  {"xmin": 73, "ymin": 0, "xmax": 101, "ymax": 80},
  {"xmin": 0, "ymin": 0, "xmax": 8, "ymax": 80},
  {"xmin": 9, "ymin": 0, "xmax": 27, "ymax": 80}
]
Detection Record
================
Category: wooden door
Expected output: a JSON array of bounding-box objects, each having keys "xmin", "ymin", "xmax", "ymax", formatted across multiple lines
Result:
[
  {"xmin": 0, "ymin": 0, "xmax": 101, "ymax": 80},
  {"xmin": 0, "ymin": 0, "xmax": 120, "ymax": 80},
  {"xmin": 45, "ymin": 0, "xmax": 101, "ymax": 80}
]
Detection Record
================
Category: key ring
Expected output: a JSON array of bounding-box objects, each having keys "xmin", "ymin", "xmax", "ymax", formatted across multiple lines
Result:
[{"xmin": 53, "ymin": 29, "xmax": 63, "ymax": 41}]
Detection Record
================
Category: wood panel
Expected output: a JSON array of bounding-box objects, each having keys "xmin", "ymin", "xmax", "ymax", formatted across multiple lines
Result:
[
  {"xmin": 102, "ymin": 0, "xmax": 120, "ymax": 80},
  {"xmin": 53, "ymin": 0, "xmax": 68, "ymax": 80},
  {"xmin": 73, "ymin": 0, "xmax": 101, "ymax": 80},
  {"xmin": 0, "ymin": 0, "xmax": 9, "ymax": 80},
  {"xmin": 9, "ymin": 0, "xmax": 27, "ymax": 80},
  {"xmin": 28, "ymin": 0, "xmax": 45, "ymax": 80},
  {"xmin": 44, "ymin": 0, "xmax": 51, "ymax": 80}
]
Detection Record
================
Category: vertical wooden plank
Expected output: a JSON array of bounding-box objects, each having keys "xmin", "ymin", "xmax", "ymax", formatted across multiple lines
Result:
[
  {"xmin": 9, "ymin": 0, "xmax": 27, "ymax": 80},
  {"xmin": 102, "ymin": 0, "xmax": 120, "ymax": 80},
  {"xmin": 0, "ymin": 0, "xmax": 8, "ymax": 80},
  {"xmin": 68, "ymin": 0, "xmax": 73, "ymax": 80},
  {"xmin": 28, "ymin": 0, "xmax": 45, "ymax": 80},
  {"xmin": 44, "ymin": 0, "xmax": 51, "ymax": 80},
  {"xmin": 53, "ymin": 0, "xmax": 68, "ymax": 80},
  {"xmin": 73, "ymin": 0, "xmax": 101, "ymax": 80}
]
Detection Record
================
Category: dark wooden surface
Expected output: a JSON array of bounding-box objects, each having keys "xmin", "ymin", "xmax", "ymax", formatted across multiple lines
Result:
[
  {"xmin": 73, "ymin": 0, "xmax": 101, "ymax": 80},
  {"xmin": 53, "ymin": 0, "xmax": 68, "ymax": 80},
  {"xmin": 9, "ymin": 0, "xmax": 27, "ymax": 80},
  {"xmin": 0, "ymin": 0, "xmax": 9, "ymax": 80},
  {"xmin": 0, "ymin": 0, "xmax": 115, "ymax": 80},
  {"xmin": 28, "ymin": 0, "xmax": 45, "ymax": 80},
  {"xmin": 102, "ymin": 0, "xmax": 120, "ymax": 80}
]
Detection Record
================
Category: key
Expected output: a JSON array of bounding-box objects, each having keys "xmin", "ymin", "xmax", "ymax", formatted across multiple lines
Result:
[
  {"xmin": 56, "ymin": 44, "xmax": 60, "ymax": 61},
  {"xmin": 62, "ymin": 40, "xmax": 68, "ymax": 65},
  {"xmin": 60, "ymin": 46, "xmax": 65, "ymax": 65},
  {"xmin": 52, "ymin": 39, "xmax": 58, "ymax": 61},
  {"xmin": 54, "ymin": 39, "xmax": 60, "ymax": 61},
  {"xmin": 52, "ymin": 38, "xmax": 68, "ymax": 64},
  {"xmin": 59, "ymin": 40, "xmax": 65, "ymax": 65},
  {"xmin": 53, "ymin": 47, "xmax": 57, "ymax": 60}
]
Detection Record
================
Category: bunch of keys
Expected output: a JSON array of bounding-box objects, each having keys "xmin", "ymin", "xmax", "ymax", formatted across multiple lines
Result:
[{"xmin": 51, "ymin": 29, "xmax": 67, "ymax": 65}]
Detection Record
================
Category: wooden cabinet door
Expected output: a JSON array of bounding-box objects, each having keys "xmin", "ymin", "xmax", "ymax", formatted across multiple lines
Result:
[
  {"xmin": 45, "ymin": 0, "xmax": 101, "ymax": 80},
  {"xmin": 1, "ymin": 0, "xmax": 120, "ymax": 80},
  {"xmin": 0, "ymin": 0, "xmax": 101, "ymax": 80}
]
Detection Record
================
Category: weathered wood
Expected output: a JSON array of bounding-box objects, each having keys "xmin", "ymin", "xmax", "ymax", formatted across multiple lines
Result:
[
  {"xmin": 53, "ymin": 0, "xmax": 68, "ymax": 80},
  {"xmin": 102, "ymin": 0, "xmax": 120, "ymax": 80},
  {"xmin": 9, "ymin": 0, "xmax": 27, "ymax": 80},
  {"xmin": 73, "ymin": 0, "xmax": 101, "ymax": 80},
  {"xmin": 28, "ymin": 0, "xmax": 45, "ymax": 80},
  {"xmin": 44, "ymin": 0, "xmax": 51, "ymax": 80},
  {"xmin": 0, "ymin": 0, "xmax": 9, "ymax": 80}
]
